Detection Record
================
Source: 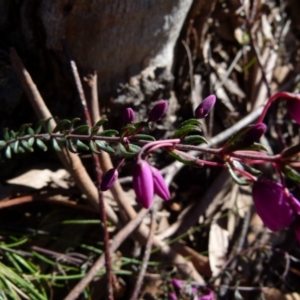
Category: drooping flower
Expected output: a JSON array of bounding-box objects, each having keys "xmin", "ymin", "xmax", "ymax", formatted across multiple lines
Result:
[
  {"xmin": 133, "ymin": 160, "xmax": 154, "ymax": 209},
  {"xmin": 252, "ymin": 178, "xmax": 294, "ymax": 231},
  {"xmin": 123, "ymin": 107, "xmax": 135, "ymax": 124},
  {"xmin": 151, "ymin": 166, "xmax": 170, "ymax": 201},
  {"xmin": 287, "ymin": 99, "xmax": 300, "ymax": 125},
  {"xmin": 147, "ymin": 100, "xmax": 168, "ymax": 122},
  {"xmin": 100, "ymin": 168, "xmax": 118, "ymax": 191},
  {"xmin": 194, "ymin": 95, "xmax": 216, "ymax": 119}
]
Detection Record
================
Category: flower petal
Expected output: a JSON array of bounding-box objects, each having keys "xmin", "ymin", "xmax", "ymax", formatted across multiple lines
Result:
[
  {"xmin": 133, "ymin": 160, "xmax": 154, "ymax": 208},
  {"xmin": 252, "ymin": 178, "xmax": 294, "ymax": 231}
]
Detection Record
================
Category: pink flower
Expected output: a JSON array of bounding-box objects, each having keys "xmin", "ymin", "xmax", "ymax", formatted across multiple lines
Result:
[
  {"xmin": 252, "ymin": 178, "xmax": 295, "ymax": 231},
  {"xmin": 198, "ymin": 289, "xmax": 214, "ymax": 300},
  {"xmin": 100, "ymin": 168, "xmax": 118, "ymax": 191},
  {"xmin": 194, "ymin": 95, "xmax": 216, "ymax": 119},
  {"xmin": 287, "ymin": 99, "xmax": 300, "ymax": 125},
  {"xmin": 147, "ymin": 100, "xmax": 168, "ymax": 122},
  {"xmin": 133, "ymin": 160, "xmax": 154, "ymax": 209},
  {"xmin": 151, "ymin": 167, "xmax": 170, "ymax": 201}
]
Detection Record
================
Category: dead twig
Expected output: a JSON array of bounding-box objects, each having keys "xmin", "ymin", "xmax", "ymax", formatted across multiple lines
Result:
[
  {"xmin": 62, "ymin": 39, "xmax": 114, "ymax": 300},
  {"xmin": 129, "ymin": 205, "xmax": 157, "ymax": 300}
]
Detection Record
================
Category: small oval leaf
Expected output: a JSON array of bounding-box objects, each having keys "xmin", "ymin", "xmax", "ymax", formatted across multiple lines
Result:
[
  {"xmin": 182, "ymin": 135, "xmax": 208, "ymax": 145},
  {"xmin": 36, "ymin": 139, "xmax": 47, "ymax": 151},
  {"xmin": 95, "ymin": 140, "xmax": 115, "ymax": 154},
  {"xmin": 52, "ymin": 138, "xmax": 62, "ymax": 152},
  {"xmin": 98, "ymin": 130, "xmax": 119, "ymax": 137}
]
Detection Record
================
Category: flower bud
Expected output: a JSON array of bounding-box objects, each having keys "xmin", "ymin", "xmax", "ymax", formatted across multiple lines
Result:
[
  {"xmin": 252, "ymin": 178, "xmax": 294, "ymax": 231},
  {"xmin": 287, "ymin": 99, "xmax": 300, "ymax": 125},
  {"xmin": 239, "ymin": 123, "xmax": 267, "ymax": 145},
  {"xmin": 194, "ymin": 95, "xmax": 216, "ymax": 119},
  {"xmin": 123, "ymin": 107, "xmax": 135, "ymax": 124},
  {"xmin": 171, "ymin": 278, "xmax": 183, "ymax": 291},
  {"xmin": 133, "ymin": 160, "xmax": 154, "ymax": 208},
  {"xmin": 151, "ymin": 167, "xmax": 170, "ymax": 201},
  {"xmin": 198, "ymin": 289, "xmax": 214, "ymax": 300},
  {"xmin": 147, "ymin": 100, "xmax": 168, "ymax": 122},
  {"xmin": 100, "ymin": 168, "xmax": 118, "ymax": 191},
  {"xmin": 168, "ymin": 293, "xmax": 178, "ymax": 300}
]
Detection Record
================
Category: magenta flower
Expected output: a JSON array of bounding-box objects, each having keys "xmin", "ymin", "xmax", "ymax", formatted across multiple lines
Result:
[
  {"xmin": 194, "ymin": 95, "xmax": 216, "ymax": 119},
  {"xmin": 252, "ymin": 178, "xmax": 295, "ymax": 231},
  {"xmin": 294, "ymin": 219, "xmax": 300, "ymax": 244},
  {"xmin": 100, "ymin": 168, "xmax": 118, "ymax": 191},
  {"xmin": 287, "ymin": 99, "xmax": 300, "ymax": 125},
  {"xmin": 147, "ymin": 100, "xmax": 168, "ymax": 122},
  {"xmin": 151, "ymin": 167, "xmax": 170, "ymax": 201},
  {"xmin": 133, "ymin": 160, "xmax": 154, "ymax": 208},
  {"xmin": 123, "ymin": 107, "xmax": 135, "ymax": 124}
]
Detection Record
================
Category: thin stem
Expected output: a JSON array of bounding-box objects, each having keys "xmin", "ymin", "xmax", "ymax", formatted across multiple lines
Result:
[{"xmin": 257, "ymin": 91, "xmax": 300, "ymax": 124}]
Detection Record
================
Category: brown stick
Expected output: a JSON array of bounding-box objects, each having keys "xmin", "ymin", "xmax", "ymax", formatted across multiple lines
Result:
[
  {"xmin": 9, "ymin": 48, "xmax": 118, "ymax": 225},
  {"xmin": 129, "ymin": 206, "xmax": 157, "ymax": 300},
  {"xmin": 62, "ymin": 39, "xmax": 114, "ymax": 300}
]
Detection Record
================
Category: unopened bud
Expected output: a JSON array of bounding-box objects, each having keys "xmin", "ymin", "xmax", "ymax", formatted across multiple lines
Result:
[
  {"xmin": 171, "ymin": 278, "xmax": 183, "ymax": 291},
  {"xmin": 194, "ymin": 95, "xmax": 216, "ymax": 119},
  {"xmin": 100, "ymin": 168, "xmax": 118, "ymax": 191},
  {"xmin": 147, "ymin": 100, "xmax": 168, "ymax": 122},
  {"xmin": 123, "ymin": 107, "xmax": 135, "ymax": 124},
  {"xmin": 133, "ymin": 160, "xmax": 154, "ymax": 209},
  {"xmin": 239, "ymin": 122, "xmax": 267, "ymax": 145}
]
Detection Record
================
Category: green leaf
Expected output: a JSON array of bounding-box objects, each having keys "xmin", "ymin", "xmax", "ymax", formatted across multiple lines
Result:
[
  {"xmin": 91, "ymin": 126, "xmax": 100, "ymax": 136},
  {"xmin": 52, "ymin": 138, "xmax": 62, "ymax": 152},
  {"xmin": 70, "ymin": 118, "xmax": 81, "ymax": 130},
  {"xmin": 95, "ymin": 119, "xmax": 108, "ymax": 127},
  {"xmin": 18, "ymin": 123, "xmax": 31, "ymax": 136},
  {"xmin": 98, "ymin": 130, "xmax": 119, "ymax": 137},
  {"xmin": 5, "ymin": 146, "xmax": 11, "ymax": 159},
  {"xmin": 95, "ymin": 141, "xmax": 115, "ymax": 154},
  {"xmin": 21, "ymin": 140, "xmax": 34, "ymax": 152},
  {"xmin": 10, "ymin": 130, "xmax": 17, "ymax": 139},
  {"xmin": 72, "ymin": 125, "xmax": 91, "ymax": 134},
  {"xmin": 36, "ymin": 139, "xmax": 47, "ymax": 151},
  {"xmin": 12, "ymin": 140, "xmax": 20, "ymax": 154},
  {"xmin": 28, "ymin": 137, "xmax": 35, "ymax": 147},
  {"xmin": 75, "ymin": 140, "xmax": 90, "ymax": 151},
  {"xmin": 173, "ymin": 125, "xmax": 202, "ymax": 138},
  {"xmin": 27, "ymin": 127, "xmax": 35, "ymax": 136},
  {"xmin": 283, "ymin": 165, "xmax": 300, "ymax": 183},
  {"xmin": 66, "ymin": 139, "xmax": 78, "ymax": 153},
  {"xmin": 0, "ymin": 141, "xmax": 7, "ymax": 150},
  {"xmin": 89, "ymin": 141, "xmax": 101, "ymax": 154},
  {"xmin": 3, "ymin": 128, "xmax": 10, "ymax": 141},
  {"xmin": 281, "ymin": 143, "xmax": 300, "ymax": 159},
  {"xmin": 242, "ymin": 143, "xmax": 268, "ymax": 152},
  {"xmin": 122, "ymin": 121, "xmax": 146, "ymax": 135},
  {"xmin": 45, "ymin": 118, "xmax": 53, "ymax": 133},
  {"xmin": 17, "ymin": 145, "xmax": 25, "ymax": 153},
  {"xmin": 53, "ymin": 119, "xmax": 71, "ymax": 133},
  {"xmin": 168, "ymin": 150, "xmax": 201, "ymax": 167},
  {"xmin": 34, "ymin": 119, "xmax": 46, "ymax": 134},
  {"xmin": 132, "ymin": 134, "xmax": 156, "ymax": 141},
  {"xmin": 182, "ymin": 135, "xmax": 208, "ymax": 145},
  {"xmin": 226, "ymin": 162, "xmax": 249, "ymax": 186},
  {"xmin": 179, "ymin": 118, "xmax": 202, "ymax": 127},
  {"xmin": 119, "ymin": 143, "xmax": 140, "ymax": 158}
]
